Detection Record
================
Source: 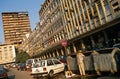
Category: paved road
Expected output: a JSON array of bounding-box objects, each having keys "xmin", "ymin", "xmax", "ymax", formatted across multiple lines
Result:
[
  {"xmin": 7, "ymin": 68, "xmax": 33, "ymax": 79},
  {"xmin": 7, "ymin": 68, "xmax": 120, "ymax": 79}
]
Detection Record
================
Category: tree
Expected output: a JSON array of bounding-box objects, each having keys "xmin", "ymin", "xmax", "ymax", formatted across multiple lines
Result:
[{"xmin": 16, "ymin": 50, "xmax": 31, "ymax": 63}]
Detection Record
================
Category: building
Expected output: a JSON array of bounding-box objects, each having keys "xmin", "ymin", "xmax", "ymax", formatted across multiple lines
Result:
[
  {"xmin": 2, "ymin": 12, "xmax": 31, "ymax": 46},
  {"xmin": 21, "ymin": 0, "xmax": 120, "ymax": 59},
  {"xmin": 59, "ymin": 0, "xmax": 120, "ymax": 52},
  {"xmin": 21, "ymin": 22, "xmax": 45, "ymax": 56},
  {"xmin": 20, "ymin": 32, "xmax": 32, "ymax": 56},
  {"xmin": 0, "ymin": 44, "xmax": 16, "ymax": 64}
]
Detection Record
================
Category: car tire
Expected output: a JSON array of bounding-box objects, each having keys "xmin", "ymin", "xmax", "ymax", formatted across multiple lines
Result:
[
  {"xmin": 48, "ymin": 70, "xmax": 54, "ymax": 78},
  {"xmin": 64, "ymin": 65, "xmax": 68, "ymax": 71}
]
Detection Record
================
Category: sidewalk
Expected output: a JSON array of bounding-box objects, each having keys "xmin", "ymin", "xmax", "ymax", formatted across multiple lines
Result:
[
  {"xmin": 71, "ymin": 73, "xmax": 120, "ymax": 79},
  {"xmin": 65, "ymin": 72, "xmax": 97, "ymax": 79}
]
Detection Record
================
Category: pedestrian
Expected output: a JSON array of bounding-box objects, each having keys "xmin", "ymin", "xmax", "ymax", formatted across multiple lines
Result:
[
  {"xmin": 92, "ymin": 50, "xmax": 101, "ymax": 75},
  {"xmin": 76, "ymin": 50, "xmax": 85, "ymax": 76},
  {"xmin": 66, "ymin": 55, "xmax": 72, "ymax": 70}
]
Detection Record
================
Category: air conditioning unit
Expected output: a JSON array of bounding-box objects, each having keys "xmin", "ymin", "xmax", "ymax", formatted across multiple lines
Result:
[
  {"xmin": 67, "ymin": 18, "xmax": 70, "ymax": 23},
  {"xmin": 75, "ymin": 26, "xmax": 79, "ymax": 32},
  {"xmin": 93, "ymin": 12, "xmax": 98, "ymax": 18},
  {"xmin": 70, "ymin": 8, "xmax": 74, "ymax": 12},
  {"xmin": 48, "ymin": 11, "xmax": 50, "ymax": 14},
  {"xmin": 65, "ymin": 7, "xmax": 68, "ymax": 12},
  {"xmin": 85, "ymin": 18, "xmax": 89, "ymax": 23}
]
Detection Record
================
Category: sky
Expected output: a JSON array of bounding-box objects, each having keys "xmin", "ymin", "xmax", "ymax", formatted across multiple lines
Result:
[{"xmin": 0, "ymin": 0, "xmax": 45, "ymax": 43}]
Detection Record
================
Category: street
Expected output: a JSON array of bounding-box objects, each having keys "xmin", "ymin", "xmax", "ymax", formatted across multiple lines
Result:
[
  {"xmin": 7, "ymin": 68, "xmax": 120, "ymax": 79},
  {"xmin": 7, "ymin": 68, "xmax": 33, "ymax": 79}
]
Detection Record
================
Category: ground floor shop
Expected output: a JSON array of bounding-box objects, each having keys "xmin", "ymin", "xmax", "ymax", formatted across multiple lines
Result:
[{"xmin": 34, "ymin": 18, "xmax": 120, "ymax": 59}]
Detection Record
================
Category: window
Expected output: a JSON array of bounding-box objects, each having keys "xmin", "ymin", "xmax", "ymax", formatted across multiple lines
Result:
[
  {"xmin": 41, "ymin": 61, "xmax": 45, "ymax": 66},
  {"xmin": 47, "ymin": 60, "xmax": 54, "ymax": 66},
  {"xmin": 4, "ymin": 47, "xmax": 7, "ymax": 49},
  {"xmin": 9, "ymin": 46, "xmax": 12, "ymax": 48},
  {"xmin": 53, "ymin": 60, "xmax": 61, "ymax": 64}
]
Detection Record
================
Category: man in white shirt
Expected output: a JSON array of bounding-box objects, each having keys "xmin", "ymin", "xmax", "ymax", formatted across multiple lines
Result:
[{"xmin": 76, "ymin": 50, "xmax": 85, "ymax": 76}]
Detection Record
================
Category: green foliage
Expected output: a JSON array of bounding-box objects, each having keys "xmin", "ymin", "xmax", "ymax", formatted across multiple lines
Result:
[{"xmin": 16, "ymin": 50, "xmax": 31, "ymax": 63}]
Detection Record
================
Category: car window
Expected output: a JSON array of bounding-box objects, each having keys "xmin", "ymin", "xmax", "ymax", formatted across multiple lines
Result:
[
  {"xmin": 34, "ymin": 59, "xmax": 39, "ymax": 63},
  {"xmin": 33, "ymin": 63, "xmax": 39, "ymax": 68},
  {"xmin": 41, "ymin": 61, "xmax": 45, "ymax": 66},
  {"xmin": 26, "ymin": 59, "xmax": 33, "ymax": 64},
  {"xmin": 32, "ymin": 61, "xmax": 45, "ymax": 68},
  {"xmin": 53, "ymin": 60, "xmax": 61, "ymax": 64},
  {"xmin": 47, "ymin": 60, "xmax": 54, "ymax": 66}
]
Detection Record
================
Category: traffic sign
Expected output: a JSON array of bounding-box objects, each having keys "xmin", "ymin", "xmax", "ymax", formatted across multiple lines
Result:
[{"xmin": 61, "ymin": 39, "xmax": 68, "ymax": 47}]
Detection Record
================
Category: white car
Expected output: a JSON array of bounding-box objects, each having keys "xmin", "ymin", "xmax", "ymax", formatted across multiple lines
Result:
[{"xmin": 31, "ymin": 58, "xmax": 65, "ymax": 78}]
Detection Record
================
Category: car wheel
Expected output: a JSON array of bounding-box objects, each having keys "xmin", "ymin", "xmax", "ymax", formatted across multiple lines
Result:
[
  {"xmin": 64, "ymin": 65, "xmax": 68, "ymax": 74},
  {"xmin": 48, "ymin": 70, "xmax": 54, "ymax": 78},
  {"xmin": 64, "ymin": 65, "xmax": 68, "ymax": 71}
]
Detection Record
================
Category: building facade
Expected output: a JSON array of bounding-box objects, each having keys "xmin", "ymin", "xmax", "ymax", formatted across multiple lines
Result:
[
  {"xmin": 2, "ymin": 12, "xmax": 31, "ymax": 45},
  {"xmin": 0, "ymin": 44, "xmax": 16, "ymax": 64},
  {"xmin": 21, "ymin": 0, "xmax": 120, "ymax": 59}
]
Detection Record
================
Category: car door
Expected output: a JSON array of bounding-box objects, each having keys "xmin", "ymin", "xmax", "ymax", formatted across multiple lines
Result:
[
  {"xmin": 47, "ymin": 60, "xmax": 55, "ymax": 73},
  {"xmin": 53, "ymin": 59, "xmax": 64, "ymax": 74}
]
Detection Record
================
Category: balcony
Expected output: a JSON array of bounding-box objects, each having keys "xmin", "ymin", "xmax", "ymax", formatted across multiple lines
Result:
[{"xmin": 43, "ymin": 25, "xmax": 64, "ymax": 42}]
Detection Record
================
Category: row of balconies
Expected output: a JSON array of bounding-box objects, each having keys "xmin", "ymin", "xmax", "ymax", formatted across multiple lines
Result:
[
  {"xmin": 22, "ymin": 0, "xmax": 120, "ymax": 56},
  {"xmin": 42, "ymin": 0, "xmax": 120, "ymax": 49},
  {"xmin": 62, "ymin": 0, "xmax": 119, "ymax": 38}
]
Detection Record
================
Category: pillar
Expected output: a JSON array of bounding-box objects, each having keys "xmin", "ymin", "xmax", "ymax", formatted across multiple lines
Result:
[{"xmin": 72, "ymin": 43, "xmax": 77, "ymax": 54}]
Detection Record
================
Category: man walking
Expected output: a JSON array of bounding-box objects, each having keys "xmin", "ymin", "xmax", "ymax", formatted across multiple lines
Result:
[{"xmin": 76, "ymin": 50, "xmax": 85, "ymax": 76}]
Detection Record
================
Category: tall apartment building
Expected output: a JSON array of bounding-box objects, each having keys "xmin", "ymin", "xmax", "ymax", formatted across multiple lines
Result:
[
  {"xmin": 2, "ymin": 12, "xmax": 31, "ymax": 45},
  {"xmin": 21, "ymin": 0, "xmax": 120, "ymax": 59}
]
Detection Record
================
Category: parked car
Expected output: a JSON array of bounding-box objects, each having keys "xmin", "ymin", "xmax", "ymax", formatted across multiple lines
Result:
[
  {"xmin": 26, "ymin": 58, "xmax": 41, "ymax": 66},
  {"xmin": 0, "ymin": 65, "xmax": 9, "ymax": 72},
  {"xmin": 0, "ymin": 68, "xmax": 8, "ymax": 79},
  {"xmin": 17, "ymin": 63, "xmax": 26, "ymax": 71},
  {"xmin": 26, "ymin": 58, "xmax": 41, "ymax": 71},
  {"xmin": 31, "ymin": 58, "xmax": 65, "ymax": 78},
  {"xmin": 0, "ymin": 65, "xmax": 4, "ymax": 69}
]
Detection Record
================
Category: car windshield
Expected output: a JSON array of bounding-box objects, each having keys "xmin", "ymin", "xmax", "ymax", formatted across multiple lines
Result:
[
  {"xmin": 32, "ymin": 61, "xmax": 45, "ymax": 68},
  {"xmin": 26, "ymin": 59, "xmax": 33, "ymax": 64}
]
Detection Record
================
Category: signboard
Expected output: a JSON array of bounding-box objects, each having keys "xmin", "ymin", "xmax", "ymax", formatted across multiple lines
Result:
[{"xmin": 61, "ymin": 39, "xmax": 68, "ymax": 47}]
